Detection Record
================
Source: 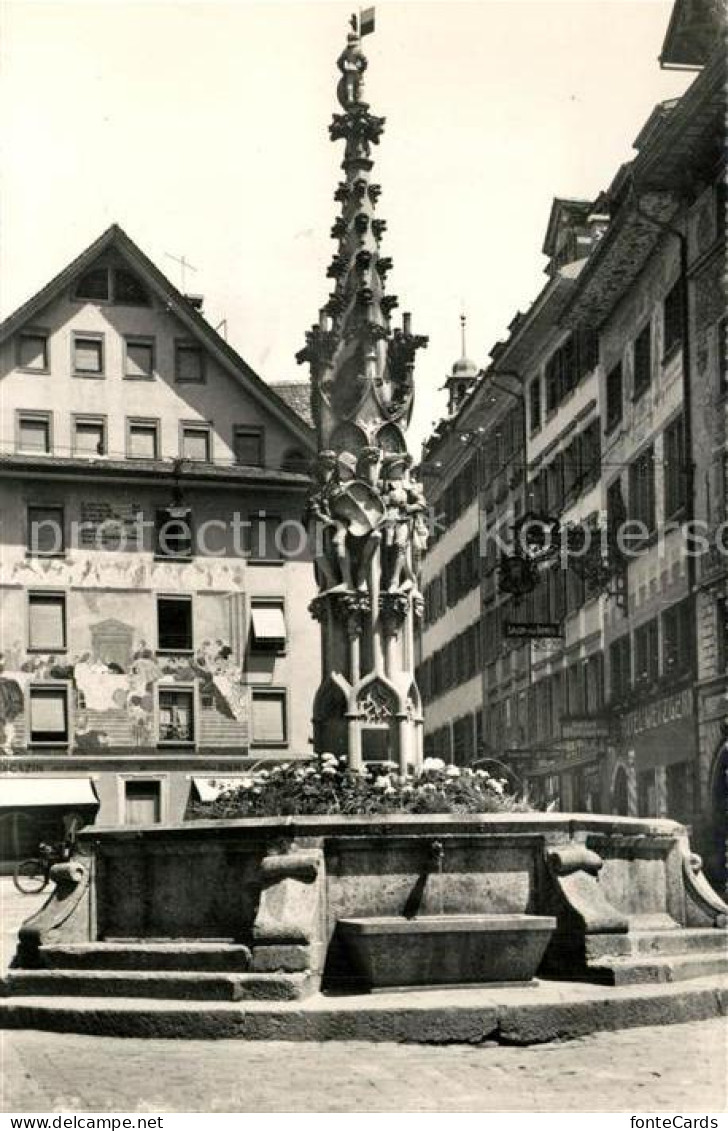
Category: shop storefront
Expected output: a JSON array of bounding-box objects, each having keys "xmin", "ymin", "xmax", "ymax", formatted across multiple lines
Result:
[{"xmin": 611, "ymin": 685, "xmax": 697, "ymax": 824}]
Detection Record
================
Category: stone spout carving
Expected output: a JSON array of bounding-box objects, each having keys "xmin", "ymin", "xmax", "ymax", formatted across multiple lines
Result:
[
  {"xmin": 545, "ymin": 841, "xmax": 629, "ymax": 935},
  {"xmin": 252, "ymin": 844, "xmax": 326, "ymax": 981},
  {"xmin": 15, "ymin": 857, "xmax": 92, "ymax": 968},
  {"xmin": 679, "ymin": 839, "xmax": 728, "ymax": 929}
]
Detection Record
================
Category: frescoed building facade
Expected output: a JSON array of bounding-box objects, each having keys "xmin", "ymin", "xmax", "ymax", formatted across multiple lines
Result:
[{"xmin": 0, "ymin": 225, "xmax": 318, "ymax": 862}]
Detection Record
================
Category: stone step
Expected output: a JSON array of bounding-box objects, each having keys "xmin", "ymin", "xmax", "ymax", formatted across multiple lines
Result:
[
  {"xmin": 0, "ymin": 975, "xmax": 725, "ymax": 1043},
  {"xmin": 589, "ymin": 951, "xmax": 728, "ymax": 987},
  {"xmin": 5, "ymin": 969, "xmax": 315, "ymax": 1002},
  {"xmin": 586, "ymin": 928, "xmax": 728, "ymax": 962},
  {"xmin": 38, "ymin": 943, "xmax": 253, "ymax": 972}
]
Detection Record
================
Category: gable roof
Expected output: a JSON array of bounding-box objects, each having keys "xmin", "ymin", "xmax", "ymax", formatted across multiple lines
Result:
[{"xmin": 0, "ymin": 224, "xmax": 315, "ymax": 449}]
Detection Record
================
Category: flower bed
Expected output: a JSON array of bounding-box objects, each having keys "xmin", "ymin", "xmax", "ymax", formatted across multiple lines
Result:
[{"xmin": 193, "ymin": 755, "xmax": 528, "ymax": 819}]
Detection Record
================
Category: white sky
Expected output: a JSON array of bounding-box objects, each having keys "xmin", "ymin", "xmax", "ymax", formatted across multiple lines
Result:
[{"xmin": 1, "ymin": 0, "xmax": 692, "ymax": 447}]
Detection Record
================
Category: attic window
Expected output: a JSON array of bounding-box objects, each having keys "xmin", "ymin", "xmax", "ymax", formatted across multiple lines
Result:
[
  {"xmin": 114, "ymin": 269, "xmax": 149, "ymax": 305},
  {"xmin": 75, "ymin": 268, "xmax": 110, "ymax": 301},
  {"xmin": 73, "ymin": 266, "xmax": 150, "ymax": 306}
]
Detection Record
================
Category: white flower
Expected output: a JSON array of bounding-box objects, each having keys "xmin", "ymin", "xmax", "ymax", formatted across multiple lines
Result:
[
  {"xmin": 490, "ymin": 780, "xmax": 504, "ymax": 795},
  {"xmin": 422, "ymin": 757, "xmax": 446, "ymax": 773},
  {"xmin": 373, "ymin": 774, "xmax": 391, "ymax": 790},
  {"xmin": 321, "ymin": 752, "xmax": 338, "ymax": 765},
  {"xmin": 321, "ymin": 766, "xmax": 337, "ymax": 776},
  {"xmin": 445, "ymin": 764, "xmax": 460, "ymax": 778},
  {"xmin": 240, "ymin": 777, "xmax": 255, "ymax": 790}
]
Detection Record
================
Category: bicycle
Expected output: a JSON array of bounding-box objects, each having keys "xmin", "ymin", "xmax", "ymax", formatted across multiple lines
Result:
[{"xmin": 12, "ymin": 841, "xmax": 70, "ymax": 895}]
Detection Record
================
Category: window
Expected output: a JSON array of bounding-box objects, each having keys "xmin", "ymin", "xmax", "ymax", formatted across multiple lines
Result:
[
  {"xmin": 633, "ymin": 322, "xmax": 652, "ymax": 399},
  {"xmin": 75, "ymin": 267, "xmax": 110, "ymax": 301},
  {"xmin": 662, "ymin": 598, "xmax": 692, "ymax": 679},
  {"xmin": 17, "ymin": 411, "xmax": 51, "ymax": 453},
  {"xmin": 580, "ymin": 418, "xmax": 601, "ymax": 488},
  {"xmin": 180, "ymin": 424, "xmax": 211, "ymax": 462},
  {"xmin": 157, "ymin": 596, "xmax": 193, "ymax": 652},
  {"xmin": 175, "ymin": 342, "xmax": 205, "ymax": 383},
  {"xmin": 567, "ymin": 663, "xmax": 585, "ymax": 717},
  {"xmin": 629, "ymin": 445, "xmax": 656, "ymax": 534},
  {"xmin": 634, "ymin": 618, "xmax": 659, "ymax": 688},
  {"xmin": 27, "ymin": 505, "xmax": 65, "ymax": 556},
  {"xmin": 609, "ymin": 635, "xmax": 631, "ymax": 701},
  {"xmin": 233, "ymin": 426, "xmax": 264, "ymax": 467},
  {"xmin": 72, "ymin": 333, "xmax": 104, "ymax": 376},
  {"xmin": 251, "ymin": 688, "xmax": 287, "ymax": 745},
  {"xmin": 664, "ymin": 415, "xmax": 686, "ymax": 518},
  {"xmin": 127, "ymin": 419, "xmax": 159, "ymax": 460},
  {"xmin": 124, "ymin": 780, "xmax": 161, "ymax": 825},
  {"xmin": 584, "ymin": 653, "xmax": 604, "ymax": 715},
  {"xmin": 158, "ymin": 687, "xmax": 195, "ymax": 745},
  {"xmin": 663, "ymin": 278, "xmax": 683, "ymax": 357},
  {"xmin": 124, "ymin": 337, "xmax": 155, "ymax": 379},
  {"xmin": 250, "ymin": 599, "xmax": 287, "ymax": 652},
  {"xmin": 28, "ymin": 593, "xmax": 66, "ymax": 651},
  {"xmin": 114, "ymin": 268, "xmax": 149, "ymax": 306},
  {"xmin": 29, "ymin": 686, "xmax": 69, "ymax": 745},
  {"xmin": 155, "ymin": 508, "xmax": 193, "ymax": 559},
  {"xmin": 249, "ymin": 514, "xmax": 282, "ymax": 561},
  {"xmin": 545, "ymin": 352, "xmax": 560, "ymax": 415},
  {"xmin": 576, "ymin": 325, "xmax": 599, "ymax": 380},
  {"xmin": 73, "ymin": 416, "xmax": 106, "ymax": 456},
  {"xmin": 74, "ymin": 266, "xmax": 149, "ymax": 306},
  {"xmin": 529, "ymin": 378, "xmax": 542, "ymax": 434},
  {"xmin": 606, "ymin": 476, "xmax": 627, "ymax": 541},
  {"xmin": 605, "ymin": 362, "xmax": 623, "ymax": 432},
  {"xmin": 17, "ymin": 330, "xmax": 49, "ymax": 372}
]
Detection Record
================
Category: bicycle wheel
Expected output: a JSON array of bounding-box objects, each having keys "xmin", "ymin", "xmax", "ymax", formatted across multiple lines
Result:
[{"xmin": 12, "ymin": 859, "xmax": 48, "ymax": 895}]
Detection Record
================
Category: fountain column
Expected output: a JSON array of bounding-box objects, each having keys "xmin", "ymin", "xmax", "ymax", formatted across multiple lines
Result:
[{"xmin": 297, "ymin": 13, "xmax": 428, "ymax": 771}]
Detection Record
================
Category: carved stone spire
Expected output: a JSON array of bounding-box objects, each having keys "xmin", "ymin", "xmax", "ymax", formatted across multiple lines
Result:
[{"xmin": 297, "ymin": 15, "xmax": 429, "ymax": 773}]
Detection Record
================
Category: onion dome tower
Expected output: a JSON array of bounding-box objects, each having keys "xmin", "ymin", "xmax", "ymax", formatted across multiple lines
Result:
[
  {"xmin": 444, "ymin": 314, "xmax": 479, "ymax": 415},
  {"xmin": 297, "ymin": 12, "xmax": 429, "ymax": 771}
]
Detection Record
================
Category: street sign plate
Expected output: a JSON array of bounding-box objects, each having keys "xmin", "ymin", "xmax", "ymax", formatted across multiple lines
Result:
[{"xmin": 504, "ymin": 621, "xmax": 564, "ymax": 639}]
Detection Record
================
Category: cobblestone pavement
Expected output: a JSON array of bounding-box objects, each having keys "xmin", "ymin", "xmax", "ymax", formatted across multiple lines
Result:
[{"xmin": 1, "ymin": 1018, "xmax": 726, "ymax": 1113}]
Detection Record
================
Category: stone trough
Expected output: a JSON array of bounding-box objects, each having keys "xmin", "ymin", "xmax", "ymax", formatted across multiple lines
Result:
[{"xmin": 3, "ymin": 812, "xmax": 727, "ymax": 1039}]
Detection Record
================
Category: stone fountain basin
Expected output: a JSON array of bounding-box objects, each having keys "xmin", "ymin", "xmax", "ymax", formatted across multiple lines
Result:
[{"xmin": 338, "ymin": 914, "xmax": 557, "ymax": 989}]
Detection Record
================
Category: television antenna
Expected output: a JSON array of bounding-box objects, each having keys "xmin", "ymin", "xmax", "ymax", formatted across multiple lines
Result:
[{"xmin": 165, "ymin": 252, "xmax": 198, "ymax": 292}]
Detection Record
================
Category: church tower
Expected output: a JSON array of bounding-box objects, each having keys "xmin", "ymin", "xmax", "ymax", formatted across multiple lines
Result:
[
  {"xmin": 297, "ymin": 12, "xmax": 429, "ymax": 772},
  {"xmin": 444, "ymin": 314, "xmax": 480, "ymax": 415}
]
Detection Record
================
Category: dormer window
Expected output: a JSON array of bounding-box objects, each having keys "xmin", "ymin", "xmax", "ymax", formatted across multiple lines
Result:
[{"xmin": 73, "ymin": 266, "xmax": 150, "ymax": 306}]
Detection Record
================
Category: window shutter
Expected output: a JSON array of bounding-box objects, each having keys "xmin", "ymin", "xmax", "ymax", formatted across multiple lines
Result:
[
  {"xmin": 30, "ymin": 689, "xmax": 67, "ymax": 736},
  {"xmin": 29, "ymin": 596, "xmax": 65, "ymax": 650},
  {"xmin": 252, "ymin": 693, "xmax": 286, "ymax": 744}
]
